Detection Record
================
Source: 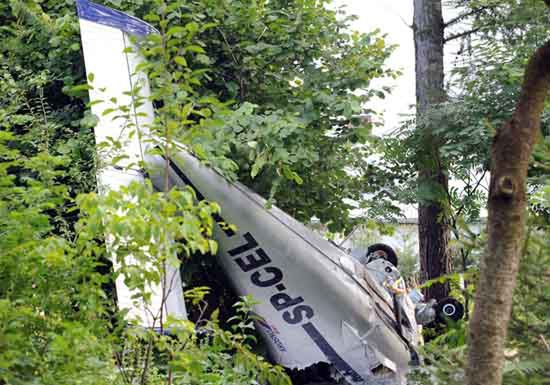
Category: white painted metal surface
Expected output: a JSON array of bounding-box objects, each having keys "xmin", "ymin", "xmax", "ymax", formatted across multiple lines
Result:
[
  {"xmin": 78, "ymin": 7, "xmax": 186, "ymax": 328},
  {"xmin": 146, "ymin": 151, "xmax": 416, "ymax": 384}
]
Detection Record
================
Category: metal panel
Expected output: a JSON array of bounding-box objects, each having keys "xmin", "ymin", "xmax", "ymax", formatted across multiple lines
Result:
[
  {"xmin": 147, "ymin": 152, "xmax": 414, "ymax": 385},
  {"xmin": 78, "ymin": 8, "xmax": 186, "ymax": 327}
]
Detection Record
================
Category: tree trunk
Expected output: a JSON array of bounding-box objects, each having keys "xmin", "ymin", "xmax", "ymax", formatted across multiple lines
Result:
[
  {"xmin": 413, "ymin": 0, "xmax": 451, "ymax": 301},
  {"xmin": 466, "ymin": 40, "xmax": 550, "ymax": 385}
]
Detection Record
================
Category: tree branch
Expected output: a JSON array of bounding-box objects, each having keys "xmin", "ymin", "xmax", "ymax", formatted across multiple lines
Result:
[
  {"xmin": 443, "ymin": 6, "xmax": 492, "ymax": 29},
  {"xmin": 444, "ymin": 27, "xmax": 481, "ymax": 43},
  {"xmin": 465, "ymin": 39, "xmax": 550, "ymax": 385}
]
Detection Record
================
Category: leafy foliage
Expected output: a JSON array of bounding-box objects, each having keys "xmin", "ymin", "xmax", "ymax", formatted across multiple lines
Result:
[
  {"xmin": 380, "ymin": 0, "xmax": 549, "ymax": 222},
  {"xmin": 135, "ymin": 0, "xmax": 397, "ymax": 231},
  {"xmin": 0, "ymin": 125, "xmax": 116, "ymax": 384},
  {"xmin": 409, "ymin": 204, "xmax": 550, "ymax": 385}
]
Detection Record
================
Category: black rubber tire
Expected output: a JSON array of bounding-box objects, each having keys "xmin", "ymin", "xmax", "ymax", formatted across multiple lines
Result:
[
  {"xmin": 366, "ymin": 243, "xmax": 398, "ymax": 267},
  {"xmin": 436, "ymin": 297, "xmax": 465, "ymax": 323}
]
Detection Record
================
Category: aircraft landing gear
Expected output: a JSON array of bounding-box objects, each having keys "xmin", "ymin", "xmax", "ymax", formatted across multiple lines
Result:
[
  {"xmin": 436, "ymin": 297, "xmax": 464, "ymax": 323},
  {"xmin": 366, "ymin": 243, "xmax": 399, "ymax": 267}
]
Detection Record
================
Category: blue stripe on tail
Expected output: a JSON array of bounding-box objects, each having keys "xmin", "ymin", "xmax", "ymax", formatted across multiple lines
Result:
[{"xmin": 76, "ymin": 0, "xmax": 157, "ymax": 36}]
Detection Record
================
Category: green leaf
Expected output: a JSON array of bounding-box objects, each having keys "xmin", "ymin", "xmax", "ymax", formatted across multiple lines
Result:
[
  {"xmin": 101, "ymin": 108, "xmax": 117, "ymax": 116},
  {"xmin": 166, "ymin": 26, "xmax": 185, "ymax": 36},
  {"xmin": 185, "ymin": 45, "xmax": 205, "ymax": 54},
  {"xmin": 251, "ymin": 154, "xmax": 267, "ymax": 179},
  {"xmin": 174, "ymin": 56, "xmax": 188, "ymax": 67}
]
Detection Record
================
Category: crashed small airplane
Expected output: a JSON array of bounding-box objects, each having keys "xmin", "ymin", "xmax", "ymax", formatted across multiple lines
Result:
[{"xmin": 76, "ymin": 1, "xmax": 463, "ymax": 384}]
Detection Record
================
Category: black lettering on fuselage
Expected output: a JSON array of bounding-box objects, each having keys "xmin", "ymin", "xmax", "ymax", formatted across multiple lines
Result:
[
  {"xmin": 234, "ymin": 248, "xmax": 271, "ymax": 272},
  {"xmin": 228, "ymin": 232, "xmax": 258, "ymax": 256},
  {"xmin": 270, "ymin": 292, "xmax": 304, "ymax": 311},
  {"xmin": 228, "ymin": 233, "xmax": 314, "ymax": 325},
  {"xmin": 283, "ymin": 305, "xmax": 314, "ymax": 324},
  {"xmin": 251, "ymin": 267, "xmax": 283, "ymax": 287}
]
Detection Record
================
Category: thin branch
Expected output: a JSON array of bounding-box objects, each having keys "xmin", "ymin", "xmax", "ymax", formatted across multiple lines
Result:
[
  {"xmin": 114, "ymin": 349, "xmax": 132, "ymax": 385},
  {"xmin": 166, "ymin": 362, "xmax": 173, "ymax": 385},
  {"xmin": 455, "ymin": 170, "xmax": 487, "ymax": 220},
  {"xmin": 443, "ymin": 6, "xmax": 492, "ymax": 29},
  {"xmin": 140, "ymin": 337, "xmax": 154, "ymax": 385},
  {"xmin": 444, "ymin": 27, "xmax": 481, "ymax": 43},
  {"xmin": 540, "ymin": 334, "xmax": 550, "ymax": 352},
  {"xmin": 397, "ymin": 13, "xmax": 413, "ymax": 30},
  {"xmin": 257, "ymin": 26, "xmax": 268, "ymax": 41},
  {"xmin": 216, "ymin": 27, "xmax": 239, "ymax": 65}
]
